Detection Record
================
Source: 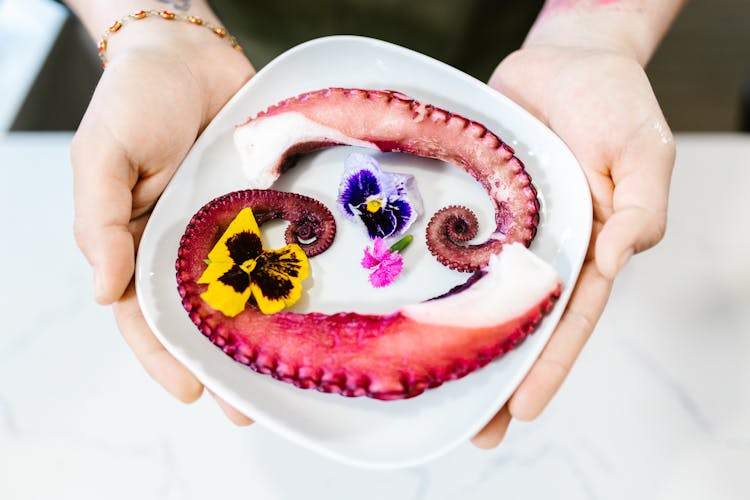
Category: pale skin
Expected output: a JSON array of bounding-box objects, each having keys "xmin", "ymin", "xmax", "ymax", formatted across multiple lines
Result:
[{"xmin": 66, "ymin": 0, "xmax": 684, "ymax": 440}]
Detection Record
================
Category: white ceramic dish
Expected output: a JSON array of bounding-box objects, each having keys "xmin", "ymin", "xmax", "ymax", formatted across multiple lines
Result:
[{"xmin": 136, "ymin": 36, "xmax": 591, "ymax": 469}]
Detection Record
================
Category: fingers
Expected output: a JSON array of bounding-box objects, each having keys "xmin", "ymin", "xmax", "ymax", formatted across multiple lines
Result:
[
  {"xmin": 471, "ymin": 405, "xmax": 512, "ymax": 449},
  {"xmin": 113, "ymin": 282, "xmax": 253, "ymax": 425},
  {"xmin": 595, "ymin": 118, "xmax": 675, "ymax": 279},
  {"xmin": 71, "ymin": 120, "xmax": 137, "ymax": 305},
  {"xmin": 114, "ymin": 282, "xmax": 204, "ymax": 403},
  {"xmin": 509, "ymin": 261, "xmax": 613, "ymax": 421},
  {"xmin": 209, "ymin": 391, "xmax": 254, "ymax": 426}
]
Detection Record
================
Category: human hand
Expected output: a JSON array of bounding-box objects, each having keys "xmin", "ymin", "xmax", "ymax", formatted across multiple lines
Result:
[
  {"xmin": 71, "ymin": 21, "xmax": 255, "ymax": 424},
  {"xmin": 471, "ymin": 45, "xmax": 675, "ymax": 447}
]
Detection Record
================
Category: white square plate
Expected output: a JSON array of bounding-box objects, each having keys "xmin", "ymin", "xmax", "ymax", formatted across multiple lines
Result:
[{"xmin": 136, "ymin": 36, "xmax": 591, "ymax": 469}]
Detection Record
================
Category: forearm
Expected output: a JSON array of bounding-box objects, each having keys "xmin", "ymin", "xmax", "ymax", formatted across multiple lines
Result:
[{"xmin": 526, "ymin": 0, "xmax": 687, "ymax": 65}]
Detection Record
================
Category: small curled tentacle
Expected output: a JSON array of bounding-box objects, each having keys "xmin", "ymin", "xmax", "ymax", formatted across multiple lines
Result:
[
  {"xmin": 208, "ymin": 189, "xmax": 336, "ymax": 257},
  {"xmin": 284, "ymin": 209, "xmax": 336, "ymax": 257},
  {"xmin": 426, "ymin": 205, "xmax": 503, "ymax": 272},
  {"xmin": 438, "ymin": 206, "xmax": 478, "ymax": 242},
  {"xmin": 289, "ymin": 221, "xmax": 315, "ymax": 242}
]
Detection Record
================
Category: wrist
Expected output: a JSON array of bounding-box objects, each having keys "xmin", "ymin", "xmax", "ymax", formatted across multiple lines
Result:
[
  {"xmin": 525, "ymin": 9, "xmax": 651, "ymax": 65},
  {"xmin": 525, "ymin": 1, "xmax": 685, "ymax": 66},
  {"xmin": 105, "ymin": 18, "xmax": 254, "ymax": 125},
  {"xmin": 103, "ymin": 12, "xmax": 246, "ymax": 65},
  {"xmin": 67, "ymin": 1, "xmax": 223, "ymax": 39}
]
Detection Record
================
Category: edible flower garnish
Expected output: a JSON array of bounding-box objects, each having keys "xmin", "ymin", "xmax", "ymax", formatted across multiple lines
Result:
[
  {"xmin": 338, "ymin": 153, "xmax": 423, "ymax": 239},
  {"xmin": 361, "ymin": 235, "xmax": 413, "ymax": 288},
  {"xmin": 198, "ymin": 208, "xmax": 309, "ymax": 316}
]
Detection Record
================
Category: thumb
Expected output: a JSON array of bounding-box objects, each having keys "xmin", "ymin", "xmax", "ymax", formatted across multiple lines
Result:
[
  {"xmin": 596, "ymin": 119, "xmax": 675, "ymax": 279},
  {"xmin": 71, "ymin": 121, "xmax": 137, "ymax": 305}
]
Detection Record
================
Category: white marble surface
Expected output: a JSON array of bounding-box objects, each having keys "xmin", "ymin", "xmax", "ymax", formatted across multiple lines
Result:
[{"xmin": 1, "ymin": 132, "xmax": 749, "ymax": 499}]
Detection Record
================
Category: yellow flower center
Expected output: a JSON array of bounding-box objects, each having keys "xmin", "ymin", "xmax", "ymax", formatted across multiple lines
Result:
[
  {"xmin": 365, "ymin": 195, "xmax": 384, "ymax": 213},
  {"xmin": 239, "ymin": 259, "xmax": 256, "ymax": 273}
]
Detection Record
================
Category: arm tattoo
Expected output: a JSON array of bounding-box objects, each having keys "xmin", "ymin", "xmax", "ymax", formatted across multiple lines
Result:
[
  {"xmin": 156, "ymin": 0, "xmax": 192, "ymax": 12},
  {"xmin": 541, "ymin": 0, "xmax": 622, "ymax": 15}
]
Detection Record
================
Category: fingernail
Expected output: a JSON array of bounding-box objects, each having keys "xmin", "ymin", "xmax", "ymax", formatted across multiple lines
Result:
[{"xmin": 617, "ymin": 248, "xmax": 634, "ymax": 273}]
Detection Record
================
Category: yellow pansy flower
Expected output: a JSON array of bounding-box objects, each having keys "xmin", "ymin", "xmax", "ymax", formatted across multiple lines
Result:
[{"xmin": 198, "ymin": 208, "xmax": 309, "ymax": 316}]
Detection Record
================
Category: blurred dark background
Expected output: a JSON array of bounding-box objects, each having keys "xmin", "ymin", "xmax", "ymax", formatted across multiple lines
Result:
[{"xmin": 11, "ymin": 0, "xmax": 750, "ymax": 132}]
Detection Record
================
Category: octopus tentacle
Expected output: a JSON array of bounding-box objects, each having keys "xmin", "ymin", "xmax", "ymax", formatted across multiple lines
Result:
[
  {"xmin": 425, "ymin": 206, "xmax": 503, "ymax": 272},
  {"xmin": 178, "ymin": 207, "xmax": 561, "ymax": 399},
  {"xmin": 234, "ymin": 88, "xmax": 540, "ymax": 269},
  {"xmin": 184, "ymin": 189, "xmax": 336, "ymax": 257}
]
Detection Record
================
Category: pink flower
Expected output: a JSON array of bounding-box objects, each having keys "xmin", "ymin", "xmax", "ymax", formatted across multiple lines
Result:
[{"xmin": 361, "ymin": 237, "xmax": 404, "ymax": 288}]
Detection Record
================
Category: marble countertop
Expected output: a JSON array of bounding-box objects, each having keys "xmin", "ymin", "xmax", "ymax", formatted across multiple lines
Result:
[{"xmin": 1, "ymin": 132, "xmax": 748, "ymax": 500}]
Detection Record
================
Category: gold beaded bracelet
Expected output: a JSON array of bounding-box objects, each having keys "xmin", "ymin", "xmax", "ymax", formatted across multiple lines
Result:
[{"xmin": 97, "ymin": 9, "xmax": 243, "ymax": 68}]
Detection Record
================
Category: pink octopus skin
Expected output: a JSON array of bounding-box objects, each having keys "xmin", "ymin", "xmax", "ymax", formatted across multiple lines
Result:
[
  {"xmin": 177, "ymin": 192, "xmax": 560, "ymax": 399},
  {"xmin": 176, "ymin": 89, "xmax": 560, "ymax": 400},
  {"xmin": 238, "ymin": 88, "xmax": 540, "ymax": 271}
]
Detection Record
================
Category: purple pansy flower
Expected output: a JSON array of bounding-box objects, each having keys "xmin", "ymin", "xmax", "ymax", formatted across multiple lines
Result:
[
  {"xmin": 338, "ymin": 153, "xmax": 423, "ymax": 240},
  {"xmin": 361, "ymin": 237, "xmax": 405, "ymax": 288}
]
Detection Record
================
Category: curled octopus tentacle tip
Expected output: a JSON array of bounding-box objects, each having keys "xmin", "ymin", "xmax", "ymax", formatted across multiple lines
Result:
[
  {"xmin": 425, "ymin": 205, "xmax": 502, "ymax": 272},
  {"xmin": 284, "ymin": 206, "xmax": 337, "ymax": 257}
]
